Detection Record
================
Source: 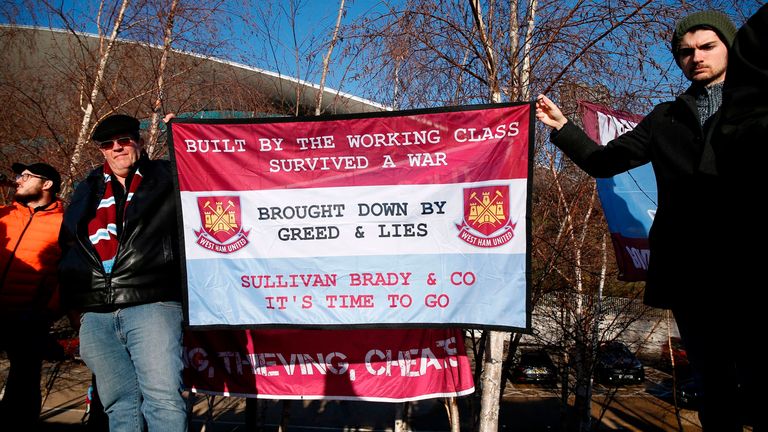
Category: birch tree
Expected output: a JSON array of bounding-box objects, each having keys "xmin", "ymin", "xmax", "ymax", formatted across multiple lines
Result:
[
  {"xmin": 66, "ymin": 0, "xmax": 131, "ymax": 195},
  {"xmin": 314, "ymin": 0, "xmax": 346, "ymax": 115},
  {"xmin": 145, "ymin": 0, "xmax": 180, "ymax": 157}
]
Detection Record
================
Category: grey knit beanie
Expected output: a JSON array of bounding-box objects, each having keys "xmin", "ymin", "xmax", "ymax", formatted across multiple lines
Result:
[{"xmin": 671, "ymin": 10, "xmax": 737, "ymax": 55}]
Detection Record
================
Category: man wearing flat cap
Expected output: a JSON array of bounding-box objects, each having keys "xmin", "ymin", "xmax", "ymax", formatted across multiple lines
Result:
[
  {"xmin": 536, "ymin": 10, "xmax": 744, "ymax": 431},
  {"xmin": 1, "ymin": 161, "xmax": 63, "ymax": 425},
  {"xmin": 59, "ymin": 114, "xmax": 187, "ymax": 431}
]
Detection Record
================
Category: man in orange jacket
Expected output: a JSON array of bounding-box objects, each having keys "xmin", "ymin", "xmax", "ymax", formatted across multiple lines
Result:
[{"xmin": 0, "ymin": 162, "xmax": 64, "ymax": 425}]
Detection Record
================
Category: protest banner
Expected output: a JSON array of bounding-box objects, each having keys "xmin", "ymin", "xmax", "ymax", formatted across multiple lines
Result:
[
  {"xmin": 580, "ymin": 101, "xmax": 657, "ymax": 281},
  {"xmin": 183, "ymin": 327, "xmax": 474, "ymax": 400},
  {"xmin": 170, "ymin": 103, "xmax": 532, "ymax": 329}
]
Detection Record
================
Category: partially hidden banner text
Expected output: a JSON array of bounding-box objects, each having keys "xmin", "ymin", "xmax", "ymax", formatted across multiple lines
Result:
[
  {"xmin": 183, "ymin": 328, "xmax": 474, "ymax": 401},
  {"xmin": 580, "ymin": 101, "xmax": 656, "ymax": 281}
]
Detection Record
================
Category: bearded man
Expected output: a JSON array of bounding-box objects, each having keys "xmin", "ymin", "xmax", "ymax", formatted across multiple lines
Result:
[{"xmin": 0, "ymin": 162, "xmax": 63, "ymax": 425}]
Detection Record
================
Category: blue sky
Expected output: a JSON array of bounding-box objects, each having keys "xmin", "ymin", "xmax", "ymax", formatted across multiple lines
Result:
[
  {"xmin": 2, "ymin": 0, "xmax": 763, "ymax": 108},
  {"xmin": 1, "ymin": 0, "xmax": 388, "ymax": 100},
  {"xmin": 223, "ymin": 0, "xmax": 391, "ymax": 99}
]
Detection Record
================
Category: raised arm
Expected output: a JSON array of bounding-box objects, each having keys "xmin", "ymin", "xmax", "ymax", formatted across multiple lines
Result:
[{"xmin": 534, "ymin": 94, "xmax": 653, "ymax": 178}]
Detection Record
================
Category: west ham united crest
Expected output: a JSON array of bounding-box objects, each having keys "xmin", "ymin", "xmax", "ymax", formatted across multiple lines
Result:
[
  {"xmin": 456, "ymin": 186, "xmax": 516, "ymax": 247},
  {"xmin": 194, "ymin": 196, "xmax": 250, "ymax": 253}
]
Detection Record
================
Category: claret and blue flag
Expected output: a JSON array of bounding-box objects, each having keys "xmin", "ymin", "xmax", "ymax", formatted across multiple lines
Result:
[
  {"xmin": 169, "ymin": 103, "xmax": 533, "ymax": 330},
  {"xmin": 580, "ymin": 101, "xmax": 657, "ymax": 281}
]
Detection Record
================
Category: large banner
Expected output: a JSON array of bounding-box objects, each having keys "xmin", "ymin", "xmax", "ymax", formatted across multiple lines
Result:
[
  {"xmin": 580, "ymin": 101, "xmax": 657, "ymax": 281},
  {"xmin": 183, "ymin": 328, "xmax": 474, "ymax": 401},
  {"xmin": 170, "ymin": 103, "xmax": 532, "ymax": 329}
]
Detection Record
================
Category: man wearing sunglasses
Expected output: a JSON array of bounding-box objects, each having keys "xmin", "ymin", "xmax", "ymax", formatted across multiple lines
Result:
[
  {"xmin": 59, "ymin": 114, "xmax": 186, "ymax": 431},
  {"xmin": 1, "ymin": 162, "xmax": 63, "ymax": 425}
]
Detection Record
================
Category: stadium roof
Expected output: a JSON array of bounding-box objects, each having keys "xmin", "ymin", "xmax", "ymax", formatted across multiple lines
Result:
[{"xmin": 0, "ymin": 24, "xmax": 388, "ymax": 115}]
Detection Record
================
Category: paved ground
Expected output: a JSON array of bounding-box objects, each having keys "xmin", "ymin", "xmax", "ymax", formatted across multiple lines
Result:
[{"xmin": 1, "ymin": 354, "xmax": 708, "ymax": 431}]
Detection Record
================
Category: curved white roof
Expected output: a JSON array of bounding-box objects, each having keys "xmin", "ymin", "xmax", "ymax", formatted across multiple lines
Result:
[{"xmin": 0, "ymin": 24, "xmax": 388, "ymax": 115}]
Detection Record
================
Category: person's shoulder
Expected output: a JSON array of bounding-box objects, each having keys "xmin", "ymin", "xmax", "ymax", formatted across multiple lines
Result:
[
  {"xmin": 35, "ymin": 199, "xmax": 65, "ymax": 215},
  {"xmin": 0, "ymin": 203, "xmax": 18, "ymax": 218},
  {"xmin": 141, "ymin": 158, "xmax": 172, "ymax": 176},
  {"xmin": 650, "ymin": 98, "xmax": 679, "ymax": 111},
  {"xmin": 136, "ymin": 159, "xmax": 174, "ymax": 190},
  {"xmin": 1, "ymin": 201, "xmax": 25, "ymax": 212},
  {"xmin": 75, "ymin": 168, "xmax": 103, "ymax": 188},
  {"xmin": 149, "ymin": 158, "xmax": 172, "ymax": 168},
  {"xmin": 82, "ymin": 166, "xmax": 105, "ymax": 182},
  {"xmin": 653, "ymin": 100, "xmax": 676, "ymax": 108},
  {"xmin": 49, "ymin": 199, "xmax": 66, "ymax": 215},
  {"xmin": 69, "ymin": 169, "xmax": 103, "ymax": 203},
  {"xmin": 644, "ymin": 99, "xmax": 681, "ymax": 119}
]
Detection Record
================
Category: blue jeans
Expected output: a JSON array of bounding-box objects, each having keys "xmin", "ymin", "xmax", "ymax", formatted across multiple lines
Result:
[{"xmin": 80, "ymin": 302, "xmax": 187, "ymax": 432}]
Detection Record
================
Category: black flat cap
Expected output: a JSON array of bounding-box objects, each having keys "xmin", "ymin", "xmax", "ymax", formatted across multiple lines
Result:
[{"xmin": 92, "ymin": 114, "xmax": 141, "ymax": 143}]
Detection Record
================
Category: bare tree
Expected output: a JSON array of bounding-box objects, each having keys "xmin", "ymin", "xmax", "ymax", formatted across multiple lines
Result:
[
  {"xmin": 314, "ymin": 0, "xmax": 346, "ymax": 115},
  {"xmin": 1, "ymin": 0, "xmax": 261, "ymax": 185},
  {"xmin": 145, "ymin": 0, "xmax": 180, "ymax": 157},
  {"xmin": 238, "ymin": 0, "xmax": 362, "ymax": 116},
  {"xmin": 66, "ymin": 0, "xmax": 131, "ymax": 195}
]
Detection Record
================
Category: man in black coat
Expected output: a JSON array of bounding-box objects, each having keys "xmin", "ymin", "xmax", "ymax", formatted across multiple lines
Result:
[
  {"xmin": 536, "ymin": 10, "xmax": 746, "ymax": 431},
  {"xmin": 59, "ymin": 114, "xmax": 187, "ymax": 431}
]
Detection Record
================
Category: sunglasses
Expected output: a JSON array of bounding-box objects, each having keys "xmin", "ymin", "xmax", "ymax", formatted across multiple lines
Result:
[{"xmin": 97, "ymin": 136, "xmax": 136, "ymax": 149}]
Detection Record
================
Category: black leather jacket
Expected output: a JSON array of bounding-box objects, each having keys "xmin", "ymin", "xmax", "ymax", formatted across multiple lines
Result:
[{"xmin": 59, "ymin": 156, "xmax": 182, "ymax": 311}]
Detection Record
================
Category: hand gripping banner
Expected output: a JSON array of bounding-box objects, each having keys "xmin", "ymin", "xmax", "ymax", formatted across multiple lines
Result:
[
  {"xmin": 169, "ymin": 103, "xmax": 533, "ymax": 330},
  {"xmin": 580, "ymin": 101, "xmax": 657, "ymax": 281}
]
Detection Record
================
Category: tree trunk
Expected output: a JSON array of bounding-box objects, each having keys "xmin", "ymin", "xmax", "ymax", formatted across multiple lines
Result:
[
  {"xmin": 469, "ymin": 0, "xmax": 500, "ymax": 103},
  {"xmin": 314, "ymin": 0, "xmax": 345, "ymax": 116},
  {"xmin": 500, "ymin": 332, "xmax": 522, "ymax": 395},
  {"xmin": 471, "ymin": 3, "xmax": 505, "ymax": 430},
  {"xmin": 146, "ymin": 0, "xmax": 180, "ymax": 158},
  {"xmin": 445, "ymin": 397, "xmax": 460, "ymax": 432},
  {"xmin": 519, "ymin": 0, "xmax": 537, "ymax": 100},
  {"xmin": 63, "ymin": 0, "xmax": 131, "ymax": 196},
  {"xmin": 507, "ymin": 0, "xmax": 519, "ymax": 100},
  {"xmin": 394, "ymin": 402, "xmax": 410, "ymax": 432},
  {"xmin": 478, "ymin": 330, "xmax": 505, "ymax": 432},
  {"xmin": 278, "ymin": 399, "xmax": 291, "ymax": 432},
  {"xmin": 572, "ymin": 184, "xmax": 598, "ymax": 432}
]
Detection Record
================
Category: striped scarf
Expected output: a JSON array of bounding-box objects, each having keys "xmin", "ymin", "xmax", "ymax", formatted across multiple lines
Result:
[{"xmin": 87, "ymin": 163, "xmax": 142, "ymax": 273}]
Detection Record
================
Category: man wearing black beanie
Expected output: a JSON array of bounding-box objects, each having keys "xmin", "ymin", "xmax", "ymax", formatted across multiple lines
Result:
[{"xmin": 536, "ymin": 10, "xmax": 742, "ymax": 431}]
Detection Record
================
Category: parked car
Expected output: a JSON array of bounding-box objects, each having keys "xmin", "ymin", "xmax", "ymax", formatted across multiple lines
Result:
[
  {"xmin": 594, "ymin": 341, "xmax": 645, "ymax": 385},
  {"xmin": 512, "ymin": 349, "xmax": 558, "ymax": 384},
  {"xmin": 676, "ymin": 377, "xmax": 701, "ymax": 408},
  {"xmin": 660, "ymin": 336, "xmax": 689, "ymax": 372}
]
